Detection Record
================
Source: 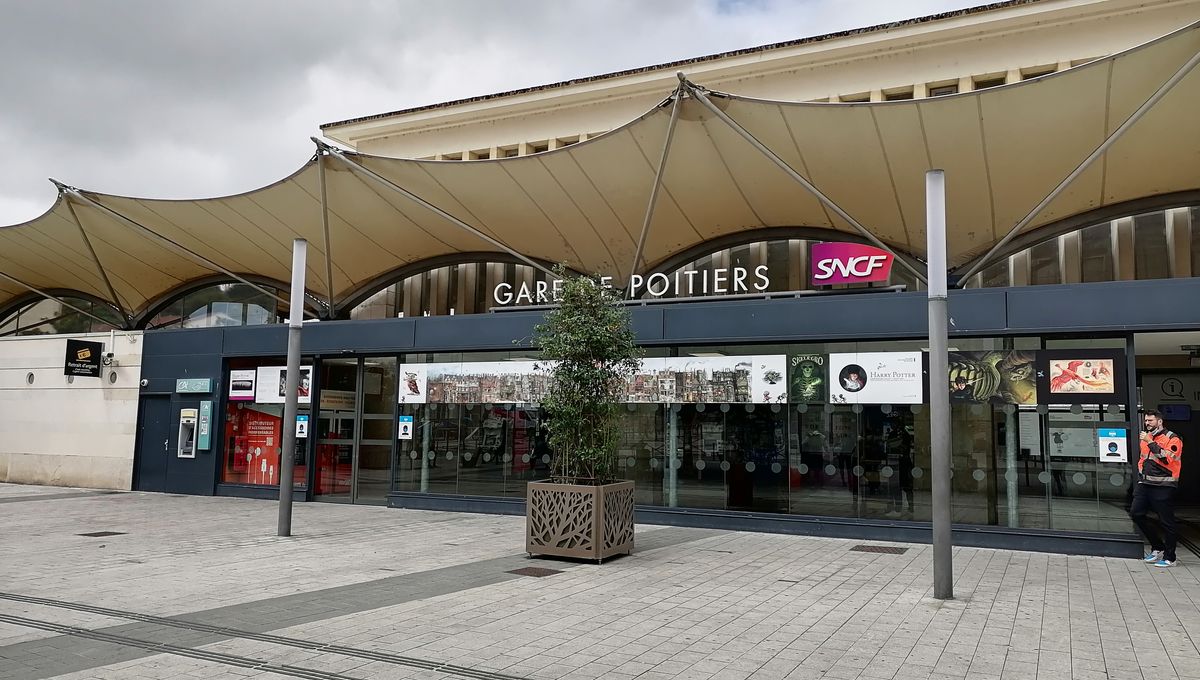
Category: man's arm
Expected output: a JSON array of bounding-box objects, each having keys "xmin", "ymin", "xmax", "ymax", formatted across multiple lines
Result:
[{"xmin": 1147, "ymin": 434, "xmax": 1182, "ymax": 461}]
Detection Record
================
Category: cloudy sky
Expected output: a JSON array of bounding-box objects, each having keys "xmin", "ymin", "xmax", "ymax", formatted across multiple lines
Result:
[{"xmin": 0, "ymin": 0, "xmax": 972, "ymax": 226}]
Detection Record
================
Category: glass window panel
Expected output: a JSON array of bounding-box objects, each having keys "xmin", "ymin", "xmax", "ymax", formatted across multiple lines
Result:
[
  {"xmin": 1029, "ymin": 239, "xmax": 1061, "ymax": 285},
  {"xmin": 1134, "ymin": 212, "xmax": 1170, "ymax": 280},
  {"xmin": 1080, "ymin": 222, "xmax": 1114, "ymax": 283}
]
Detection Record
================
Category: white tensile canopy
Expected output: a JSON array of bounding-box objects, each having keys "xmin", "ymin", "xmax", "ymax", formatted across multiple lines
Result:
[{"xmin": 1, "ymin": 20, "xmax": 1197, "ymax": 326}]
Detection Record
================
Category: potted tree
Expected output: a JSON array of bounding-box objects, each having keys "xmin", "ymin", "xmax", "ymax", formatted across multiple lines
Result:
[{"xmin": 526, "ymin": 269, "xmax": 643, "ymax": 562}]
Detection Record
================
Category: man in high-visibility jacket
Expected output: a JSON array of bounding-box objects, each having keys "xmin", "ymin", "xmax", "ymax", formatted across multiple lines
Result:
[{"xmin": 1130, "ymin": 409, "xmax": 1183, "ymax": 567}]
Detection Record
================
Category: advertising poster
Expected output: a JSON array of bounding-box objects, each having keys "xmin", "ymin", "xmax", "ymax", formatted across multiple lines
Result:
[
  {"xmin": 1036, "ymin": 350, "xmax": 1126, "ymax": 405},
  {"xmin": 631, "ymin": 355, "xmax": 787, "ymax": 404},
  {"xmin": 947, "ymin": 350, "xmax": 1037, "ymax": 405},
  {"xmin": 828, "ymin": 352, "xmax": 923, "ymax": 404},
  {"xmin": 1048, "ymin": 359, "xmax": 1115, "ymax": 394},
  {"xmin": 228, "ymin": 406, "xmax": 281, "ymax": 484},
  {"xmin": 788, "ymin": 354, "xmax": 827, "ymax": 403},
  {"xmin": 399, "ymin": 355, "xmax": 789, "ymax": 405},
  {"xmin": 254, "ymin": 365, "xmax": 313, "ymax": 405},
  {"xmin": 228, "ymin": 369, "xmax": 256, "ymax": 401},
  {"xmin": 398, "ymin": 364, "xmax": 428, "ymax": 404},
  {"xmin": 400, "ymin": 361, "xmax": 548, "ymax": 405}
]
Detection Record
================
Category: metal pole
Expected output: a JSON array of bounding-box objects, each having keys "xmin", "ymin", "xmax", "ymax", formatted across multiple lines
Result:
[
  {"xmin": 315, "ymin": 150, "xmax": 337, "ymax": 317},
  {"xmin": 420, "ymin": 408, "xmax": 431, "ymax": 493},
  {"xmin": 1006, "ymin": 407, "xmax": 1019, "ymax": 527},
  {"xmin": 628, "ymin": 90, "xmax": 683, "ymax": 291},
  {"xmin": 57, "ymin": 185, "xmax": 130, "ymax": 323},
  {"xmin": 667, "ymin": 407, "xmax": 678, "ymax": 507},
  {"xmin": 0, "ymin": 270, "xmax": 121, "ymax": 328},
  {"xmin": 315, "ymin": 138, "xmax": 558, "ymax": 280},
  {"xmin": 927, "ymin": 170, "xmax": 953, "ymax": 600},
  {"xmin": 681, "ymin": 77, "xmax": 928, "ymax": 285},
  {"xmin": 60, "ymin": 186, "xmax": 299, "ymax": 315},
  {"xmin": 277, "ymin": 239, "xmax": 307, "ymax": 537},
  {"xmin": 958, "ymin": 48, "xmax": 1200, "ymax": 283}
]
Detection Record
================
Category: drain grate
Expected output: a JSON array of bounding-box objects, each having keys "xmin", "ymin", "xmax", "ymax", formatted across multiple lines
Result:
[
  {"xmin": 507, "ymin": 566, "xmax": 563, "ymax": 578},
  {"xmin": 849, "ymin": 544, "xmax": 907, "ymax": 554},
  {"xmin": 77, "ymin": 531, "xmax": 126, "ymax": 538}
]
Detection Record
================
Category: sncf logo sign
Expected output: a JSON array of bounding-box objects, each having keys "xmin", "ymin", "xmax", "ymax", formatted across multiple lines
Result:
[{"xmin": 810, "ymin": 242, "xmax": 894, "ymax": 285}]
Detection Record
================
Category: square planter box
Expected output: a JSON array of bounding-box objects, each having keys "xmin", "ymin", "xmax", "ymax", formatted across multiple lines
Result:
[{"xmin": 527, "ymin": 480, "xmax": 635, "ymax": 562}]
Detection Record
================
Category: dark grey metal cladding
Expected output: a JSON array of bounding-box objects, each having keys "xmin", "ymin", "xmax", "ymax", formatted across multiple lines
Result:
[
  {"xmin": 1006, "ymin": 277, "xmax": 1200, "ymax": 333},
  {"xmin": 658, "ymin": 289, "xmax": 1008, "ymax": 343}
]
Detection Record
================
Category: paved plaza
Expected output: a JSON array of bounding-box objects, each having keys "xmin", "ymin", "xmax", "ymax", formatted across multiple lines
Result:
[{"xmin": 1, "ymin": 483, "xmax": 1199, "ymax": 680}]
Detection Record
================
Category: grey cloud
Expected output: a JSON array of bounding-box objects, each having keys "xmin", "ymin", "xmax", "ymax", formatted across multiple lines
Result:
[{"xmin": 0, "ymin": 0, "xmax": 969, "ymax": 224}]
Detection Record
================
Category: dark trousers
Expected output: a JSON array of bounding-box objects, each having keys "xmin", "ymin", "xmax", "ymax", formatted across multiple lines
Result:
[{"xmin": 1130, "ymin": 483, "xmax": 1178, "ymax": 561}]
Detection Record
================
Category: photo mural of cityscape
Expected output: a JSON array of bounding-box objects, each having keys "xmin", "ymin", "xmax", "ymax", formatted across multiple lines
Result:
[{"xmin": 396, "ymin": 349, "xmax": 1127, "ymax": 407}]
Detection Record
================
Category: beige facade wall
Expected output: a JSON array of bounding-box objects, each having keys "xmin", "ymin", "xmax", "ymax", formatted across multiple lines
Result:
[
  {"xmin": 327, "ymin": 0, "xmax": 1200, "ymax": 161},
  {"xmin": 0, "ymin": 331, "xmax": 143, "ymax": 490}
]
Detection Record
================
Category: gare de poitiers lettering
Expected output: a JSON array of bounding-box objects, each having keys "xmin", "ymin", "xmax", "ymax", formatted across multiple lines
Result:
[
  {"xmin": 493, "ymin": 265, "xmax": 772, "ymax": 305},
  {"xmin": 491, "ymin": 242, "xmax": 897, "ymax": 305}
]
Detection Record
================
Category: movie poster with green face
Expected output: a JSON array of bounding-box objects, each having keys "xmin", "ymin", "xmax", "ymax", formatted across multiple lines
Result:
[
  {"xmin": 947, "ymin": 350, "xmax": 1037, "ymax": 405},
  {"xmin": 789, "ymin": 354, "xmax": 827, "ymax": 403}
]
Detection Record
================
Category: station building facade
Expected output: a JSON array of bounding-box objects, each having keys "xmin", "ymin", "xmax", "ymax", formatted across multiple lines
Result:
[{"xmin": 3, "ymin": 0, "xmax": 1200, "ymax": 557}]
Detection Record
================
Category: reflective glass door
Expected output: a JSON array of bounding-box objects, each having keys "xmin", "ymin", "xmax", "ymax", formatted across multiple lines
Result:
[
  {"xmin": 315, "ymin": 359, "xmax": 358, "ymax": 502},
  {"xmin": 356, "ymin": 358, "xmax": 396, "ymax": 504}
]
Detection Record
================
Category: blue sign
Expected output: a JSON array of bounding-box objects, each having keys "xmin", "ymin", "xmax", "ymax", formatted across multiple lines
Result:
[
  {"xmin": 296, "ymin": 414, "xmax": 310, "ymax": 438},
  {"xmin": 1098, "ymin": 429, "xmax": 1126, "ymax": 438},
  {"xmin": 398, "ymin": 415, "xmax": 415, "ymax": 440}
]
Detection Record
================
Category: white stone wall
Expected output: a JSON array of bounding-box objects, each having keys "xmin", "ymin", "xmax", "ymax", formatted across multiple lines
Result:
[{"xmin": 0, "ymin": 331, "xmax": 143, "ymax": 490}]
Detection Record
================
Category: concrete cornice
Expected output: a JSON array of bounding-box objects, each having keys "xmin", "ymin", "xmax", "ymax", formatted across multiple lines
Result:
[{"xmin": 321, "ymin": 0, "xmax": 1178, "ymax": 145}]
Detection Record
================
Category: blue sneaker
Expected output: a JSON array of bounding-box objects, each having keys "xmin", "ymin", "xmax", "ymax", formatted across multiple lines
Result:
[
  {"xmin": 1153, "ymin": 559, "xmax": 1177, "ymax": 568},
  {"xmin": 1144, "ymin": 550, "xmax": 1164, "ymax": 563}
]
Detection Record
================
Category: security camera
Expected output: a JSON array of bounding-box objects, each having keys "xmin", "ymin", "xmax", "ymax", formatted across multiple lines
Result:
[{"xmin": 101, "ymin": 352, "xmax": 116, "ymax": 366}]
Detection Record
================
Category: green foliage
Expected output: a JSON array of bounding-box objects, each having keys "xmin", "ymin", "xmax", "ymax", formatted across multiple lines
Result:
[{"xmin": 531, "ymin": 267, "xmax": 642, "ymax": 485}]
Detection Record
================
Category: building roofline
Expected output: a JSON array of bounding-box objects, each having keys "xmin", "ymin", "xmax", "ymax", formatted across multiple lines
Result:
[{"xmin": 319, "ymin": 0, "xmax": 1041, "ymax": 131}]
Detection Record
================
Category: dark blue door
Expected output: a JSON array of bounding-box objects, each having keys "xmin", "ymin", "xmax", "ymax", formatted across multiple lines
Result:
[{"xmin": 134, "ymin": 396, "xmax": 171, "ymax": 492}]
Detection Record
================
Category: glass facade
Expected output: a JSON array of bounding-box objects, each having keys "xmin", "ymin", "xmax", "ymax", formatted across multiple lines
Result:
[
  {"xmin": 0, "ymin": 296, "xmax": 121, "ymax": 337},
  {"xmin": 222, "ymin": 337, "xmax": 1138, "ymax": 537},
  {"xmin": 146, "ymin": 283, "xmax": 281, "ymax": 330}
]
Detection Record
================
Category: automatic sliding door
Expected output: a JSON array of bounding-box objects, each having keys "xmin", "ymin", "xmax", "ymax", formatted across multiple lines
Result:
[{"xmin": 355, "ymin": 358, "xmax": 397, "ymax": 505}]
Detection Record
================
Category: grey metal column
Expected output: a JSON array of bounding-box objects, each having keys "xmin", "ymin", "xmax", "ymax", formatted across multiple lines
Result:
[
  {"xmin": 1006, "ymin": 406, "xmax": 1019, "ymax": 527},
  {"xmin": 667, "ymin": 407, "xmax": 678, "ymax": 507},
  {"xmin": 277, "ymin": 239, "xmax": 307, "ymax": 537},
  {"xmin": 926, "ymin": 170, "xmax": 953, "ymax": 600},
  {"xmin": 420, "ymin": 408, "xmax": 432, "ymax": 493}
]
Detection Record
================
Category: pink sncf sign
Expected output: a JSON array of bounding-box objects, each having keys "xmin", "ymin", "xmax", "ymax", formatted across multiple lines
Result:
[{"xmin": 810, "ymin": 242, "xmax": 894, "ymax": 285}]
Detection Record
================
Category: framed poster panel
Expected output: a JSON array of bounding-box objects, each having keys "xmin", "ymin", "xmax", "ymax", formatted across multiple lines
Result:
[{"xmin": 1036, "ymin": 349, "xmax": 1127, "ymax": 405}]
